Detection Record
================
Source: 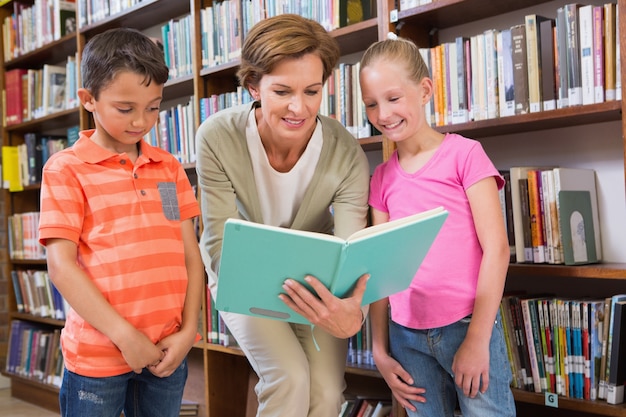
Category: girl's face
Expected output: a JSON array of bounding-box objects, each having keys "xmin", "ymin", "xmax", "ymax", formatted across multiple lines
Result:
[
  {"xmin": 360, "ymin": 59, "xmax": 431, "ymax": 143},
  {"xmin": 249, "ymin": 53, "xmax": 324, "ymax": 145}
]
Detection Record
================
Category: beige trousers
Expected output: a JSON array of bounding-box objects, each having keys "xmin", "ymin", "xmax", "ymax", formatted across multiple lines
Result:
[{"xmin": 220, "ymin": 311, "xmax": 348, "ymax": 417}]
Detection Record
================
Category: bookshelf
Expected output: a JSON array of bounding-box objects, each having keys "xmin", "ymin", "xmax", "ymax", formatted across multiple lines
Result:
[
  {"xmin": 387, "ymin": 1, "xmax": 626, "ymax": 417},
  {"xmin": 0, "ymin": 0, "xmax": 624, "ymax": 417}
]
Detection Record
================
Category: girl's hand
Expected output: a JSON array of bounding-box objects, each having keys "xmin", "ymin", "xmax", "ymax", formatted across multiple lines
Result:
[{"xmin": 374, "ymin": 352, "xmax": 426, "ymax": 412}]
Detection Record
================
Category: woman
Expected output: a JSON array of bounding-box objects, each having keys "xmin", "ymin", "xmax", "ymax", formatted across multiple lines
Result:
[{"xmin": 195, "ymin": 14, "xmax": 370, "ymax": 417}]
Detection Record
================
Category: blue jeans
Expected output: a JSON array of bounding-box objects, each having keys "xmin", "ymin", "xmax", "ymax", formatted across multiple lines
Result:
[
  {"xmin": 59, "ymin": 359, "xmax": 188, "ymax": 417},
  {"xmin": 389, "ymin": 314, "xmax": 516, "ymax": 417}
]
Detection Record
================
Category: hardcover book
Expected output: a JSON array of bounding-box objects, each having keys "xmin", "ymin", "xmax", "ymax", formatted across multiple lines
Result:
[{"xmin": 216, "ymin": 207, "xmax": 448, "ymax": 324}]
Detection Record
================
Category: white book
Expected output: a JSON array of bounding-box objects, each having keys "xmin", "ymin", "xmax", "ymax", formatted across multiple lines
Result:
[
  {"xmin": 579, "ymin": 5, "xmax": 595, "ymax": 105},
  {"xmin": 497, "ymin": 29, "xmax": 515, "ymax": 117},
  {"xmin": 525, "ymin": 15, "xmax": 543, "ymax": 112},
  {"xmin": 447, "ymin": 42, "xmax": 460, "ymax": 124},
  {"xmin": 42, "ymin": 64, "xmax": 67, "ymax": 116},
  {"xmin": 484, "ymin": 29, "xmax": 499, "ymax": 119}
]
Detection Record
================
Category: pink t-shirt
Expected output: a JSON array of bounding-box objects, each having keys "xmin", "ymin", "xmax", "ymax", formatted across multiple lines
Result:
[{"xmin": 369, "ymin": 133, "xmax": 504, "ymax": 329}]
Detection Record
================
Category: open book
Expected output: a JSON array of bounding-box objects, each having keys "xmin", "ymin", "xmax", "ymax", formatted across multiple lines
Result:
[{"xmin": 216, "ymin": 206, "xmax": 448, "ymax": 324}]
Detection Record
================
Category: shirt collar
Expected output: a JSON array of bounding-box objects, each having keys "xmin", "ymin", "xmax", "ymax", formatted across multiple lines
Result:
[{"xmin": 73, "ymin": 129, "xmax": 165, "ymax": 164}]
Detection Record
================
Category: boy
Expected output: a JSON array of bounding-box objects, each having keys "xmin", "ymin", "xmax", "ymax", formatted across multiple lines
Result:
[{"xmin": 38, "ymin": 28, "xmax": 204, "ymax": 417}]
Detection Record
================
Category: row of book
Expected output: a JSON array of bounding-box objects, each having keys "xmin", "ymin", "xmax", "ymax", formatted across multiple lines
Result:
[
  {"xmin": 501, "ymin": 293, "xmax": 626, "ymax": 404},
  {"xmin": 11, "ymin": 269, "xmax": 68, "ymax": 320},
  {"xmin": 499, "ymin": 167, "xmax": 602, "ymax": 265},
  {"xmin": 2, "ymin": 0, "xmax": 77, "ymax": 61},
  {"xmin": 199, "ymin": 0, "xmax": 376, "ymax": 69},
  {"xmin": 1, "ymin": 130, "xmax": 74, "ymax": 192},
  {"xmin": 8, "ymin": 212, "xmax": 46, "ymax": 261},
  {"xmin": 5, "ymin": 320, "xmax": 64, "ymax": 388},
  {"xmin": 4, "ymin": 58, "xmax": 79, "ymax": 126},
  {"xmin": 198, "ymin": 87, "xmax": 254, "ymax": 123},
  {"xmin": 160, "ymin": 15, "xmax": 194, "ymax": 80},
  {"xmin": 339, "ymin": 397, "xmax": 392, "ymax": 417},
  {"xmin": 420, "ymin": 2, "xmax": 621, "ymax": 127},
  {"xmin": 143, "ymin": 97, "xmax": 197, "ymax": 165},
  {"xmin": 348, "ymin": 315, "xmax": 374, "ymax": 367},
  {"xmin": 323, "ymin": 62, "xmax": 372, "ymax": 139},
  {"xmin": 206, "ymin": 285, "xmax": 238, "ymax": 348}
]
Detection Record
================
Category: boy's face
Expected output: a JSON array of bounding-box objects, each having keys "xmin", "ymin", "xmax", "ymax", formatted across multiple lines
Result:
[
  {"xmin": 360, "ymin": 59, "xmax": 431, "ymax": 144},
  {"xmin": 78, "ymin": 70, "xmax": 163, "ymax": 154}
]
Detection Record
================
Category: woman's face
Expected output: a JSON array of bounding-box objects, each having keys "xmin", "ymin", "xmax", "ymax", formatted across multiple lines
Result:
[{"xmin": 250, "ymin": 53, "xmax": 325, "ymax": 145}]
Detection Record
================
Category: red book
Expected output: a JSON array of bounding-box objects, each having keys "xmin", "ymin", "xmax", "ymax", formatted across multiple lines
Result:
[{"xmin": 5, "ymin": 68, "xmax": 27, "ymax": 125}]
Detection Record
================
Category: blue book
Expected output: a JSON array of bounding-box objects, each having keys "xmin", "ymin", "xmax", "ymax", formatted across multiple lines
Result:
[{"xmin": 216, "ymin": 206, "xmax": 448, "ymax": 324}]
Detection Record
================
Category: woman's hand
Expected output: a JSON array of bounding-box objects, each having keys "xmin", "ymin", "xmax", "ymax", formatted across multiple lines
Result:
[{"xmin": 279, "ymin": 273, "xmax": 369, "ymax": 338}]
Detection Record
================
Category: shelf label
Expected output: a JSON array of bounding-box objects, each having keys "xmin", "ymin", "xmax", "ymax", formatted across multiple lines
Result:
[{"xmin": 545, "ymin": 392, "xmax": 558, "ymax": 408}]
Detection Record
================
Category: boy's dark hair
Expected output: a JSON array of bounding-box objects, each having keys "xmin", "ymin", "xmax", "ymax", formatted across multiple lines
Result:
[{"xmin": 81, "ymin": 28, "xmax": 169, "ymax": 99}]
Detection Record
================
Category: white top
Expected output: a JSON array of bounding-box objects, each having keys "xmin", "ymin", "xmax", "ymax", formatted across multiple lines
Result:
[{"xmin": 246, "ymin": 109, "xmax": 323, "ymax": 227}]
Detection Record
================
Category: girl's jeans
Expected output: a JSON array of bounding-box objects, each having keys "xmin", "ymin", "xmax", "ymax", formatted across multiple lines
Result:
[{"xmin": 390, "ymin": 313, "xmax": 516, "ymax": 417}]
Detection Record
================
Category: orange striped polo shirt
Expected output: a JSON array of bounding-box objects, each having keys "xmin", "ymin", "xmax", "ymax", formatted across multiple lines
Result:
[{"xmin": 39, "ymin": 130, "xmax": 200, "ymax": 377}]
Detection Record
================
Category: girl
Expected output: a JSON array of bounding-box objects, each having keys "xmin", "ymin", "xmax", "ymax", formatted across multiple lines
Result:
[{"xmin": 359, "ymin": 36, "xmax": 516, "ymax": 417}]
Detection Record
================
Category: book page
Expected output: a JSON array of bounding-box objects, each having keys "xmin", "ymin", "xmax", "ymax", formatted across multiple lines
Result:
[{"xmin": 347, "ymin": 206, "xmax": 445, "ymax": 242}]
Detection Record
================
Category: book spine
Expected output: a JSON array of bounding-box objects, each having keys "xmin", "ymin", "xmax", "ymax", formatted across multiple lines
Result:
[
  {"xmin": 512, "ymin": 24, "xmax": 529, "ymax": 115},
  {"xmin": 592, "ymin": 6, "xmax": 605, "ymax": 103},
  {"xmin": 604, "ymin": 2, "xmax": 617, "ymax": 101},
  {"xmin": 540, "ymin": 18, "xmax": 557, "ymax": 111},
  {"xmin": 565, "ymin": 3, "xmax": 582, "ymax": 106},
  {"xmin": 525, "ymin": 15, "xmax": 542, "ymax": 112},
  {"xmin": 578, "ymin": 5, "xmax": 595, "ymax": 105}
]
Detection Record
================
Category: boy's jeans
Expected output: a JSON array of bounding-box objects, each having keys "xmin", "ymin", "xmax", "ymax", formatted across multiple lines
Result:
[
  {"xmin": 59, "ymin": 359, "xmax": 187, "ymax": 417},
  {"xmin": 389, "ymin": 314, "xmax": 516, "ymax": 417}
]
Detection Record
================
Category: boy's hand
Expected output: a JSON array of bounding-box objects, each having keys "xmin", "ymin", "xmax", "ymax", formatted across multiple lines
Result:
[
  {"xmin": 148, "ymin": 329, "xmax": 197, "ymax": 378},
  {"xmin": 117, "ymin": 330, "xmax": 164, "ymax": 373}
]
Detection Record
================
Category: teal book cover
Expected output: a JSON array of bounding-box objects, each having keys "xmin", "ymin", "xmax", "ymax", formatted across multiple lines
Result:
[
  {"xmin": 216, "ymin": 206, "xmax": 448, "ymax": 324},
  {"xmin": 558, "ymin": 190, "xmax": 598, "ymax": 265}
]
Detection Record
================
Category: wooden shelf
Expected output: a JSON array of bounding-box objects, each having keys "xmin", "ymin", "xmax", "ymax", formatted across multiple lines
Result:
[
  {"xmin": 5, "ymin": 107, "xmax": 80, "ymax": 134},
  {"xmin": 513, "ymin": 389, "xmax": 626, "ymax": 417},
  {"xmin": 8, "ymin": 312, "xmax": 64, "ymax": 327},
  {"xmin": 397, "ymin": 0, "xmax": 555, "ymax": 31},
  {"xmin": 4, "ymin": 34, "xmax": 77, "ymax": 70},
  {"xmin": 334, "ymin": 18, "xmax": 380, "ymax": 56},
  {"xmin": 433, "ymin": 101, "xmax": 623, "ymax": 139},
  {"xmin": 2, "ymin": 373, "xmax": 60, "ymax": 414},
  {"xmin": 508, "ymin": 262, "xmax": 626, "ymax": 280},
  {"xmin": 78, "ymin": 0, "xmax": 190, "ymax": 35}
]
